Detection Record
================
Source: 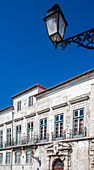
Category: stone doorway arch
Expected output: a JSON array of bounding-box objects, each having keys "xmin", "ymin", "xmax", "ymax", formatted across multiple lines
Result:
[{"xmin": 52, "ymin": 158, "xmax": 64, "ymax": 170}]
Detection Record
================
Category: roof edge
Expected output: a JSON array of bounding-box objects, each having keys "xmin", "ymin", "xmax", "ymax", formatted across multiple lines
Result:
[
  {"xmin": 35, "ymin": 68, "xmax": 94, "ymax": 97},
  {"xmin": 11, "ymin": 84, "xmax": 46, "ymax": 99},
  {"xmin": 0, "ymin": 106, "xmax": 14, "ymax": 113}
]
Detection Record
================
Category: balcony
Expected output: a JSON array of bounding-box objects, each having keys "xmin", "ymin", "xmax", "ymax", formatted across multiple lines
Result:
[
  {"xmin": 4, "ymin": 134, "xmax": 49, "ymax": 148},
  {"xmin": 36, "ymin": 133, "xmax": 49, "ymax": 143},
  {"xmin": 0, "ymin": 128, "xmax": 87, "ymax": 149},
  {"xmin": 52, "ymin": 130, "xmax": 66, "ymax": 141},
  {"xmin": 69, "ymin": 127, "xmax": 87, "ymax": 139}
]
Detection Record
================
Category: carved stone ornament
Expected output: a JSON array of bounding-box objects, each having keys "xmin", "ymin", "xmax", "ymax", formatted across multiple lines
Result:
[{"xmin": 46, "ymin": 142, "xmax": 72, "ymax": 156}]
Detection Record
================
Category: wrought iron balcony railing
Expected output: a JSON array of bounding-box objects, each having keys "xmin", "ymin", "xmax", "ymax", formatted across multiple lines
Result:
[
  {"xmin": 1, "ymin": 128, "xmax": 87, "ymax": 149},
  {"xmin": 52, "ymin": 130, "xmax": 66, "ymax": 141},
  {"xmin": 36, "ymin": 133, "xmax": 49, "ymax": 143},
  {"xmin": 69, "ymin": 127, "xmax": 87, "ymax": 139},
  {"xmin": 4, "ymin": 134, "xmax": 49, "ymax": 148}
]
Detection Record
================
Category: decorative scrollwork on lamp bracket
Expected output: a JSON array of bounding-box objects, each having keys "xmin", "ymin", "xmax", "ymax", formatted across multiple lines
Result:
[{"xmin": 60, "ymin": 28, "xmax": 94, "ymax": 50}]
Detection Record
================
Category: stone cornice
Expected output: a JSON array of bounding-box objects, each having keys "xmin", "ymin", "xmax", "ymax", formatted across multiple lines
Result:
[
  {"xmin": 37, "ymin": 108, "xmax": 50, "ymax": 115},
  {"xmin": 0, "ymin": 123, "xmax": 4, "ymax": 127},
  {"xmin": 14, "ymin": 117, "xmax": 23, "ymax": 122},
  {"xmin": 69, "ymin": 96, "xmax": 89, "ymax": 104},
  {"xmin": 5, "ymin": 120, "xmax": 12, "ymax": 125},
  {"xmin": 51, "ymin": 102, "xmax": 67, "ymax": 110},
  {"xmin": 25, "ymin": 113, "xmax": 36, "ymax": 118}
]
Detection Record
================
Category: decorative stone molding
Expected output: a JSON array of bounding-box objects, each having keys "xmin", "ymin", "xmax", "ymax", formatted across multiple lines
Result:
[
  {"xmin": 25, "ymin": 113, "xmax": 36, "ymax": 118},
  {"xmin": 46, "ymin": 142, "xmax": 72, "ymax": 170},
  {"xmin": 46, "ymin": 142, "xmax": 72, "ymax": 157},
  {"xmin": 37, "ymin": 108, "xmax": 50, "ymax": 115},
  {"xmin": 51, "ymin": 102, "xmax": 67, "ymax": 110},
  {"xmin": 14, "ymin": 117, "xmax": 23, "ymax": 122},
  {"xmin": 5, "ymin": 120, "xmax": 12, "ymax": 125},
  {"xmin": 69, "ymin": 96, "xmax": 89, "ymax": 104},
  {"xmin": 0, "ymin": 123, "xmax": 4, "ymax": 127}
]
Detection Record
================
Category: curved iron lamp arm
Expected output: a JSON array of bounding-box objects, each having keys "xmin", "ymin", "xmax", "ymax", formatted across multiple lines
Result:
[{"xmin": 59, "ymin": 28, "xmax": 94, "ymax": 50}]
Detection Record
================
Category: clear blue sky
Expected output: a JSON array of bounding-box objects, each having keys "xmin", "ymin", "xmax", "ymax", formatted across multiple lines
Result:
[{"xmin": 0, "ymin": 0, "xmax": 94, "ymax": 109}]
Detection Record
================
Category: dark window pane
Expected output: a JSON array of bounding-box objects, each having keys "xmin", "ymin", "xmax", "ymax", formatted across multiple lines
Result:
[
  {"xmin": 56, "ymin": 115, "xmax": 59, "ymax": 121},
  {"xmin": 44, "ymin": 118, "xmax": 47, "ymax": 124},
  {"xmin": 31, "ymin": 123, "xmax": 33, "ymax": 128},
  {"xmin": 60, "ymin": 114, "xmax": 63, "ymax": 121},
  {"xmin": 40, "ymin": 120, "xmax": 43, "ymax": 125},
  {"xmin": 80, "ymin": 109, "xmax": 83, "ymax": 116},
  {"xmin": 74, "ymin": 111, "xmax": 78, "ymax": 117}
]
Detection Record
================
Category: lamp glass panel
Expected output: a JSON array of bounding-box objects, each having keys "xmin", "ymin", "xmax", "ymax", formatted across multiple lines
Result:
[
  {"xmin": 46, "ymin": 13, "xmax": 58, "ymax": 36},
  {"xmin": 50, "ymin": 34, "xmax": 62, "ymax": 43},
  {"xmin": 59, "ymin": 14, "xmax": 66, "ymax": 38}
]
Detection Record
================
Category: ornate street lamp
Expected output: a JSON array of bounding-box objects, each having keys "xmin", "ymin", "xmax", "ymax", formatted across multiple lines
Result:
[{"xmin": 43, "ymin": 4, "xmax": 94, "ymax": 50}]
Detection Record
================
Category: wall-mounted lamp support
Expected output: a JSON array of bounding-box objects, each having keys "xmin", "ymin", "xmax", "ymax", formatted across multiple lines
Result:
[{"xmin": 60, "ymin": 28, "xmax": 94, "ymax": 50}]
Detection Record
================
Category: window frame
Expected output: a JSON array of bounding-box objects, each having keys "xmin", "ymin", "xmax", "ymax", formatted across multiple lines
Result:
[
  {"xmin": 28, "ymin": 96, "xmax": 33, "ymax": 107},
  {"xmin": 6, "ymin": 152, "xmax": 11, "ymax": 164},
  {"xmin": 0, "ymin": 130, "xmax": 3, "ymax": 148},
  {"xmin": 55, "ymin": 113, "xmax": 64, "ymax": 139},
  {"xmin": 17, "ymin": 101, "xmax": 21, "ymax": 112},
  {"xmin": 15, "ymin": 151, "xmax": 21, "ymax": 164},
  {"xmin": 6, "ymin": 128, "xmax": 11, "ymax": 146},
  {"xmin": 26, "ymin": 150, "xmax": 32, "ymax": 163},
  {"xmin": 40, "ymin": 118, "xmax": 47, "ymax": 141},
  {"xmin": 73, "ymin": 108, "xmax": 84, "ymax": 137},
  {"xmin": 16, "ymin": 125, "xmax": 21, "ymax": 145},
  {"xmin": 27, "ymin": 122, "xmax": 33, "ymax": 143},
  {"xmin": 0, "ymin": 153, "xmax": 3, "ymax": 164}
]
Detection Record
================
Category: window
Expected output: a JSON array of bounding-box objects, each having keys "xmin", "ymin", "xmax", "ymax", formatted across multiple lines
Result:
[
  {"xmin": 16, "ymin": 125, "xmax": 21, "ymax": 145},
  {"xmin": 26, "ymin": 150, "xmax": 32, "ymax": 163},
  {"xmin": 55, "ymin": 114, "xmax": 64, "ymax": 138},
  {"xmin": 28, "ymin": 96, "xmax": 33, "ymax": 107},
  {"xmin": 40, "ymin": 118, "xmax": 47, "ymax": 140},
  {"xmin": 17, "ymin": 101, "xmax": 21, "ymax": 111},
  {"xmin": 6, "ymin": 152, "xmax": 10, "ymax": 164},
  {"xmin": 6, "ymin": 128, "xmax": 11, "ymax": 146},
  {"xmin": 0, "ymin": 130, "xmax": 3, "ymax": 148},
  {"xmin": 73, "ymin": 108, "xmax": 84, "ymax": 136},
  {"xmin": 15, "ymin": 152, "xmax": 21, "ymax": 164},
  {"xmin": 27, "ymin": 122, "xmax": 33, "ymax": 143},
  {"xmin": 0, "ymin": 153, "xmax": 3, "ymax": 164}
]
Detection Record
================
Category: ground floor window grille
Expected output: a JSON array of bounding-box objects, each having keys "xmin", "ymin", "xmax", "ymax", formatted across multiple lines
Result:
[
  {"xmin": 26, "ymin": 150, "xmax": 32, "ymax": 163},
  {"xmin": 55, "ymin": 114, "xmax": 64, "ymax": 138},
  {"xmin": 6, "ymin": 152, "xmax": 10, "ymax": 164},
  {"xmin": 40, "ymin": 118, "xmax": 47, "ymax": 140},
  {"xmin": 15, "ymin": 151, "xmax": 21, "ymax": 163},
  {"xmin": 73, "ymin": 108, "xmax": 84, "ymax": 136}
]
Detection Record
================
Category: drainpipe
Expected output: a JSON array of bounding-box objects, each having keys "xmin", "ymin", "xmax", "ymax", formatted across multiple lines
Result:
[
  {"xmin": 11, "ymin": 111, "xmax": 14, "ymax": 170},
  {"xmin": 88, "ymin": 140, "xmax": 90, "ymax": 170}
]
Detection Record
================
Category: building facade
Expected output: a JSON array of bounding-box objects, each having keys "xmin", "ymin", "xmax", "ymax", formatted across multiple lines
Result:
[{"xmin": 0, "ymin": 69, "xmax": 94, "ymax": 170}]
